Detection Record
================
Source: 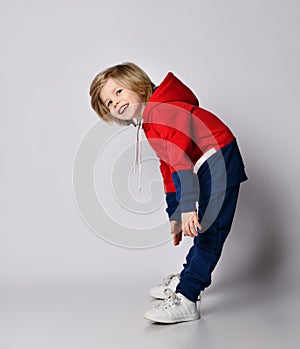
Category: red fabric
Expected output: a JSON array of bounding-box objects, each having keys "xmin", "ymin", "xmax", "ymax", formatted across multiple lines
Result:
[{"xmin": 142, "ymin": 73, "xmax": 235, "ymax": 193}]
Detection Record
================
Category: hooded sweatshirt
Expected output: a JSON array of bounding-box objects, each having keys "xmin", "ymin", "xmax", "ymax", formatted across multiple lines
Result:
[{"xmin": 141, "ymin": 72, "xmax": 247, "ymax": 221}]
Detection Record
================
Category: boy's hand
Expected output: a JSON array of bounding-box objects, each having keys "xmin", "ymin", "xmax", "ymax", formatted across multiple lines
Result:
[
  {"xmin": 170, "ymin": 220, "xmax": 182, "ymax": 246},
  {"xmin": 181, "ymin": 211, "xmax": 201, "ymax": 237}
]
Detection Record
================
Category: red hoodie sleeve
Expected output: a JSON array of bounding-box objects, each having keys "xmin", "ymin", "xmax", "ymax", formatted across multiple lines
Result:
[
  {"xmin": 159, "ymin": 159, "xmax": 176, "ymax": 193},
  {"xmin": 146, "ymin": 104, "xmax": 198, "ymax": 213}
]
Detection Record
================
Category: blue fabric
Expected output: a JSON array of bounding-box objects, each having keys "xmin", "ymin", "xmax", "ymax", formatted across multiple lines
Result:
[
  {"xmin": 166, "ymin": 138, "xmax": 247, "ymax": 218},
  {"xmin": 172, "ymin": 170, "xmax": 198, "ymax": 213},
  {"xmin": 175, "ymin": 184, "xmax": 240, "ymax": 302},
  {"xmin": 165, "ymin": 192, "xmax": 181, "ymax": 221},
  {"xmin": 197, "ymin": 138, "xmax": 247, "ymax": 203}
]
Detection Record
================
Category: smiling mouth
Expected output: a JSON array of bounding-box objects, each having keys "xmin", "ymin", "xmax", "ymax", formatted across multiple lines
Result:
[{"xmin": 118, "ymin": 104, "xmax": 129, "ymax": 114}]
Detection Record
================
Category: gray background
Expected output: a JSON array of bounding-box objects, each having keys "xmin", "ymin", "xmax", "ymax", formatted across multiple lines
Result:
[{"xmin": 1, "ymin": 0, "xmax": 299, "ymax": 348}]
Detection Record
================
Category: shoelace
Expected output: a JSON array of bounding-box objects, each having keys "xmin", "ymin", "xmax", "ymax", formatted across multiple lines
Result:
[
  {"xmin": 160, "ymin": 273, "xmax": 180, "ymax": 287},
  {"xmin": 156, "ymin": 290, "xmax": 181, "ymax": 310}
]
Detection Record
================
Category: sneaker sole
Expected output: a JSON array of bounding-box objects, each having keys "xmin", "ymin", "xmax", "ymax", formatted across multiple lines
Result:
[{"xmin": 144, "ymin": 312, "xmax": 200, "ymax": 324}]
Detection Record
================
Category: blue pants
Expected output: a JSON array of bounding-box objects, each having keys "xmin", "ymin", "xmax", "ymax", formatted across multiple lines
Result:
[{"xmin": 176, "ymin": 184, "xmax": 240, "ymax": 302}]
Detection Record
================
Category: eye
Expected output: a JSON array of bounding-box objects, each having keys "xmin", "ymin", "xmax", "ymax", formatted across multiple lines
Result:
[
  {"xmin": 116, "ymin": 89, "xmax": 122, "ymax": 95},
  {"xmin": 107, "ymin": 100, "xmax": 112, "ymax": 107}
]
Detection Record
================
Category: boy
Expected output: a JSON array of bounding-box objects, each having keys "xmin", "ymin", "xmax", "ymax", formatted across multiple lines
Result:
[{"xmin": 90, "ymin": 62, "xmax": 247, "ymax": 323}]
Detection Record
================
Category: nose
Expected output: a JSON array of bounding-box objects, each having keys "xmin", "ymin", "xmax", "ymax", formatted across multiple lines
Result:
[{"xmin": 113, "ymin": 99, "xmax": 120, "ymax": 108}]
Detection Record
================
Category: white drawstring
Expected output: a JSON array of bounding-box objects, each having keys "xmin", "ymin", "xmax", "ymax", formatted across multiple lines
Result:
[{"xmin": 134, "ymin": 118, "xmax": 143, "ymax": 193}]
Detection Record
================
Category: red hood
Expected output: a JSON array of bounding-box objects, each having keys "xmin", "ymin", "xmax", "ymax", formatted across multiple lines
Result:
[{"xmin": 145, "ymin": 72, "xmax": 199, "ymax": 112}]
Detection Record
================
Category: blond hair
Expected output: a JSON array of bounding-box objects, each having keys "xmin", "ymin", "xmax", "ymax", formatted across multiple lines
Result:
[{"xmin": 89, "ymin": 62, "xmax": 155, "ymax": 126}]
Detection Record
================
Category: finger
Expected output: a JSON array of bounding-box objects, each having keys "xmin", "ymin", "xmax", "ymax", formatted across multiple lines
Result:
[
  {"xmin": 174, "ymin": 232, "xmax": 181, "ymax": 246},
  {"xmin": 184, "ymin": 225, "xmax": 194, "ymax": 237},
  {"xmin": 174, "ymin": 231, "xmax": 182, "ymax": 246},
  {"xmin": 189, "ymin": 221, "xmax": 199, "ymax": 236},
  {"xmin": 183, "ymin": 222, "xmax": 198, "ymax": 237},
  {"xmin": 193, "ymin": 222, "xmax": 201, "ymax": 235},
  {"xmin": 193, "ymin": 218, "xmax": 202, "ymax": 231},
  {"xmin": 182, "ymin": 227, "xmax": 187, "ymax": 237},
  {"xmin": 172, "ymin": 233, "xmax": 177, "ymax": 245},
  {"xmin": 173, "ymin": 235, "xmax": 178, "ymax": 246},
  {"xmin": 178, "ymin": 232, "xmax": 182, "ymax": 242}
]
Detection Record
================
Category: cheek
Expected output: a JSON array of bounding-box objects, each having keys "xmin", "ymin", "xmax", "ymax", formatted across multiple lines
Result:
[
  {"xmin": 133, "ymin": 95, "xmax": 143, "ymax": 105},
  {"xmin": 109, "ymin": 106, "xmax": 118, "ymax": 116},
  {"xmin": 127, "ymin": 92, "xmax": 141, "ymax": 104}
]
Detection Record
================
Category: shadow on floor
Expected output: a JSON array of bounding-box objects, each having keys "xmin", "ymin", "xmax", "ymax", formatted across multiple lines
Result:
[{"xmin": 203, "ymin": 176, "xmax": 287, "ymax": 314}]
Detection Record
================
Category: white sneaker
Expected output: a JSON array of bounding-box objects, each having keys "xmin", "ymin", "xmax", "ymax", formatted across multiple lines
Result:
[
  {"xmin": 149, "ymin": 273, "xmax": 180, "ymax": 299},
  {"xmin": 144, "ymin": 291, "xmax": 200, "ymax": 324}
]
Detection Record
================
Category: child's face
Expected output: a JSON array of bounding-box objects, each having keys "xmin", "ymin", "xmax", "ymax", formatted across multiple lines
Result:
[{"xmin": 100, "ymin": 78, "xmax": 144, "ymax": 121}]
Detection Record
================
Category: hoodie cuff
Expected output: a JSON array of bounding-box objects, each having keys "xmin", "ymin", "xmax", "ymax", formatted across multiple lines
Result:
[
  {"xmin": 165, "ymin": 192, "xmax": 181, "ymax": 221},
  {"xmin": 171, "ymin": 170, "xmax": 198, "ymax": 213}
]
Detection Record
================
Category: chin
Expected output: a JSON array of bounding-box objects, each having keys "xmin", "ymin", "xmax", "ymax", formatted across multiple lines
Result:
[{"xmin": 122, "ymin": 116, "xmax": 134, "ymax": 122}]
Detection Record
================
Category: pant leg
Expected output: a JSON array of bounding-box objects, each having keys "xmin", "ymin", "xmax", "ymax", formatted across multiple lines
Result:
[{"xmin": 176, "ymin": 185, "xmax": 240, "ymax": 302}]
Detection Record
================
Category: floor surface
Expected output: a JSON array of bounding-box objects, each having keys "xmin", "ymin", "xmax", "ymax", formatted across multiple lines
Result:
[{"xmin": 1, "ymin": 276, "xmax": 299, "ymax": 349}]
